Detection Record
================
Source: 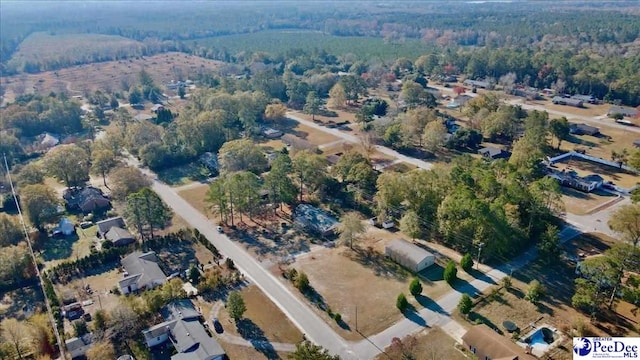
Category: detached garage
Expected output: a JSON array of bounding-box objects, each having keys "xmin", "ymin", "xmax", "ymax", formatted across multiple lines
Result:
[{"xmin": 385, "ymin": 239, "xmax": 436, "ymax": 272}]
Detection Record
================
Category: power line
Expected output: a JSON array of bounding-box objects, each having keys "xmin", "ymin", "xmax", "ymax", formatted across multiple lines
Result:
[{"xmin": 3, "ymin": 153, "xmax": 66, "ymax": 359}]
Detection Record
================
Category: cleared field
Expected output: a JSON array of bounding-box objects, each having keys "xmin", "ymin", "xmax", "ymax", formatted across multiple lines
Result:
[
  {"xmin": 377, "ymin": 327, "xmax": 467, "ymax": 360},
  {"xmin": 178, "ymin": 183, "xmax": 211, "ymax": 215},
  {"xmin": 559, "ymin": 123, "xmax": 640, "ymax": 161},
  {"xmin": 560, "ymin": 187, "xmax": 618, "ymax": 216},
  {"xmin": 3, "ymin": 52, "xmax": 223, "ymax": 101},
  {"xmin": 217, "ymin": 285, "xmax": 303, "ymax": 345},
  {"xmin": 528, "ymin": 99, "xmax": 611, "ymax": 118},
  {"xmin": 8, "ymin": 32, "xmax": 144, "ymax": 72},
  {"xmin": 41, "ymin": 225, "xmax": 95, "ymax": 269},
  {"xmin": 288, "ymin": 123, "xmax": 340, "ymax": 146}
]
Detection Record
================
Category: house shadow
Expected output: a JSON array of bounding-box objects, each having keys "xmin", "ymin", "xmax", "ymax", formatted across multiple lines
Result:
[
  {"xmin": 418, "ymin": 264, "xmax": 444, "ymax": 284},
  {"xmin": 347, "ymin": 246, "xmax": 409, "ymax": 281},
  {"xmin": 415, "ymin": 295, "xmax": 448, "ymax": 315},
  {"xmin": 41, "ymin": 232, "xmax": 80, "ymax": 261},
  {"xmin": 401, "ymin": 303, "xmax": 428, "ymax": 327},
  {"xmin": 236, "ymin": 318, "xmax": 279, "ymax": 360}
]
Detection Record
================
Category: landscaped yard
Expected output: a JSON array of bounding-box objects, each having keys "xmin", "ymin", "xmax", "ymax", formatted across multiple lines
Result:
[{"xmin": 560, "ymin": 187, "xmax": 618, "ymax": 216}]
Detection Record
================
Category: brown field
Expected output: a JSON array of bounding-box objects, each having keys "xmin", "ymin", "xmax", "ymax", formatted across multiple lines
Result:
[
  {"xmin": 560, "ymin": 187, "xmax": 618, "ymax": 216},
  {"xmin": 3, "ymin": 52, "xmax": 223, "ymax": 101},
  {"xmin": 553, "ymin": 158, "xmax": 639, "ymax": 189},
  {"xmin": 529, "ymin": 99, "xmax": 611, "ymax": 118},
  {"xmin": 288, "ymin": 123, "xmax": 340, "ymax": 146},
  {"xmin": 217, "ymin": 285, "xmax": 303, "ymax": 345},
  {"xmin": 559, "ymin": 123, "xmax": 640, "ymax": 161},
  {"xmin": 376, "ymin": 327, "xmax": 467, "ymax": 360},
  {"xmin": 384, "ymin": 162, "xmax": 418, "ymax": 173}
]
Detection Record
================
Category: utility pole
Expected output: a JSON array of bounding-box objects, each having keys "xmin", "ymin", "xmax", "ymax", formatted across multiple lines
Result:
[
  {"xmin": 3, "ymin": 154, "xmax": 66, "ymax": 358},
  {"xmin": 355, "ymin": 305, "xmax": 358, "ymax": 332},
  {"xmin": 476, "ymin": 242, "xmax": 484, "ymax": 270}
]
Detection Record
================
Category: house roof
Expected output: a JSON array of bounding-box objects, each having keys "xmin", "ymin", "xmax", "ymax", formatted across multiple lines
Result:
[
  {"xmin": 41, "ymin": 133, "xmax": 60, "ymax": 147},
  {"xmin": 385, "ymin": 239, "xmax": 435, "ymax": 267},
  {"xmin": 462, "ymin": 324, "xmax": 536, "ymax": 360},
  {"xmin": 134, "ymin": 113, "xmax": 154, "ymax": 121},
  {"xmin": 97, "ymin": 217, "xmax": 126, "ymax": 236},
  {"xmin": 608, "ymin": 105, "xmax": 639, "ymax": 117},
  {"xmin": 65, "ymin": 333, "xmax": 93, "ymax": 352},
  {"xmin": 553, "ymin": 96, "xmax": 583, "ymax": 106},
  {"xmin": 119, "ymin": 251, "xmax": 166, "ymax": 290},
  {"xmin": 161, "ymin": 299, "xmax": 201, "ymax": 321},
  {"xmin": 478, "ymin": 147, "xmax": 510, "ymax": 159},
  {"xmin": 64, "ymin": 187, "xmax": 110, "ymax": 212},
  {"xmin": 54, "ymin": 218, "xmax": 75, "ymax": 235},
  {"xmin": 634, "ymin": 139, "xmax": 640, "ymax": 147},
  {"xmin": 293, "ymin": 204, "xmax": 339, "ymax": 234},
  {"xmin": 570, "ymin": 123, "xmax": 599, "ymax": 134},
  {"xmin": 105, "ymin": 227, "xmax": 134, "ymax": 243},
  {"xmin": 464, "ymin": 79, "xmax": 489, "ymax": 88}
]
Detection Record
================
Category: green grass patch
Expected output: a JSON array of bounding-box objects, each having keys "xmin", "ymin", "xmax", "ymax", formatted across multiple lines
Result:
[{"xmin": 156, "ymin": 162, "xmax": 211, "ymax": 186}]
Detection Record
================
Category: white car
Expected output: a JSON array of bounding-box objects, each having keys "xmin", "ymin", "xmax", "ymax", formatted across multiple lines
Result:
[
  {"xmin": 382, "ymin": 220, "xmax": 395, "ymax": 229},
  {"xmin": 216, "ymin": 226, "xmax": 223, "ymax": 233}
]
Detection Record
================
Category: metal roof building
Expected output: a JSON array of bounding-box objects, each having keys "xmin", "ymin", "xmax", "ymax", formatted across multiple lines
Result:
[{"xmin": 385, "ymin": 239, "xmax": 435, "ymax": 272}]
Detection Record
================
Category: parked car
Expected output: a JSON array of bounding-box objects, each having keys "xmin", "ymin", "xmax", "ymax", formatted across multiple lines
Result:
[
  {"xmin": 212, "ymin": 317, "xmax": 223, "ymax": 334},
  {"xmin": 382, "ymin": 219, "xmax": 395, "ymax": 229},
  {"xmin": 80, "ymin": 221, "xmax": 93, "ymax": 229}
]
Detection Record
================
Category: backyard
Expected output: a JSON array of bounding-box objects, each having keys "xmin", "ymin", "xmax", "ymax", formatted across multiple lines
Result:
[
  {"xmin": 560, "ymin": 187, "xmax": 619, "ymax": 216},
  {"xmin": 553, "ymin": 157, "xmax": 639, "ymax": 189}
]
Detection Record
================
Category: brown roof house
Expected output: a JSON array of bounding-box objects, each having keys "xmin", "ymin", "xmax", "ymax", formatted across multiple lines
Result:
[
  {"xmin": 63, "ymin": 187, "xmax": 111, "ymax": 213},
  {"xmin": 462, "ymin": 324, "xmax": 536, "ymax": 360}
]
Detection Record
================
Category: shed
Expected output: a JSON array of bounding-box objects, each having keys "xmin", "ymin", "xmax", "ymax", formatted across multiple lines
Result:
[
  {"xmin": 569, "ymin": 123, "xmax": 599, "ymax": 136},
  {"xmin": 53, "ymin": 218, "xmax": 75, "ymax": 237},
  {"xmin": 385, "ymin": 239, "xmax": 435, "ymax": 272}
]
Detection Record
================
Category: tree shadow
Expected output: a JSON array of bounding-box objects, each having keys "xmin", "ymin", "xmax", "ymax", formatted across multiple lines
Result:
[
  {"xmin": 467, "ymin": 268, "xmax": 497, "ymax": 285},
  {"xmin": 236, "ymin": 318, "xmax": 279, "ymax": 360},
  {"xmin": 401, "ymin": 303, "xmax": 428, "ymax": 327},
  {"xmin": 346, "ymin": 246, "xmax": 409, "ymax": 281},
  {"xmin": 336, "ymin": 318, "xmax": 351, "ymax": 331},
  {"xmin": 41, "ymin": 232, "xmax": 80, "ymax": 261},
  {"xmin": 149, "ymin": 239, "xmax": 197, "ymax": 275},
  {"xmin": 415, "ymin": 295, "xmax": 449, "ymax": 315},
  {"xmin": 453, "ymin": 277, "xmax": 481, "ymax": 297},
  {"xmin": 468, "ymin": 312, "xmax": 503, "ymax": 334}
]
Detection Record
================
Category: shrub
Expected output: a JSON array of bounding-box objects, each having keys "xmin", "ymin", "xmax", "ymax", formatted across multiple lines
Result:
[
  {"xmin": 225, "ymin": 258, "xmax": 235, "ymax": 270},
  {"xmin": 396, "ymin": 293, "xmax": 408, "ymax": 312},
  {"xmin": 502, "ymin": 276, "xmax": 512, "ymax": 289},
  {"xmin": 409, "ymin": 278, "xmax": 422, "ymax": 296},
  {"xmin": 334, "ymin": 313, "xmax": 342, "ymax": 323},
  {"xmin": 460, "ymin": 254, "xmax": 474, "ymax": 272},
  {"xmin": 458, "ymin": 293, "xmax": 473, "ymax": 315},
  {"xmin": 444, "ymin": 260, "xmax": 458, "ymax": 285},
  {"xmin": 295, "ymin": 271, "xmax": 310, "ymax": 292},
  {"xmin": 287, "ymin": 268, "xmax": 298, "ymax": 281},
  {"xmin": 526, "ymin": 280, "xmax": 545, "ymax": 304}
]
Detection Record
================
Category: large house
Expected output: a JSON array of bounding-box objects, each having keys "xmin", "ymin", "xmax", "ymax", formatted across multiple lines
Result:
[
  {"xmin": 571, "ymin": 94, "xmax": 596, "ymax": 104},
  {"xmin": 608, "ymin": 105, "xmax": 639, "ymax": 118},
  {"xmin": 548, "ymin": 171, "xmax": 603, "ymax": 193},
  {"xmin": 385, "ymin": 239, "xmax": 435, "ymax": 273},
  {"xmin": 293, "ymin": 204, "xmax": 339, "ymax": 237},
  {"xmin": 143, "ymin": 300, "xmax": 226, "ymax": 360},
  {"xmin": 118, "ymin": 251, "xmax": 166, "ymax": 294},
  {"xmin": 63, "ymin": 187, "xmax": 111, "ymax": 213},
  {"xmin": 96, "ymin": 217, "xmax": 135, "ymax": 246},
  {"xmin": 462, "ymin": 324, "xmax": 536, "ymax": 360},
  {"xmin": 569, "ymin": 123, "xmax": 600, "ymax": 136}
]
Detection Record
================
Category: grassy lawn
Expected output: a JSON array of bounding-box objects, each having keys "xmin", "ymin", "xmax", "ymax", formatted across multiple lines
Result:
[
  {"xmin": 217, "ymin": 285, "xmax": 303, "ymax": 345},
  {"xmin": 288, "ymin": 123, "xmax": 340, "ymax": 146},
  {"xmin": 178, "ymin": 183, "xmax": 211, "ymax": 215},
  {"xmin": 553, "ymin": 158, "xmax": 639, "ymax": 189},
  {"xmin": 41, "ymin": 224, "xmax": 95, "ymax": 269},
  {"xmin": 376, "ymin": 327, "xmax": 467, "ymax": 360},
  {"xmin": 156, "ymin": 162, "xmax": 210, "ymax": 186},
  {"xmin": 530, "ymin": 100, "xmax": 611, "ymax": 118},
  {"xmin": 564, "ymin": 232, "xmax": 617, "ymax": 259},
  {"xmin": 560, "ymin": 187, "xmax": 618, "ymax": 215},
  {"xmin": 257, "ymin": 138, "xmax": 286, "ymax": 152}
]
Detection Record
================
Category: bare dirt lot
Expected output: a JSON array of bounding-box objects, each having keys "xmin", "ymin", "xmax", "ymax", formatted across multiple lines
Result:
[
  {"xmin": 3, "ymin": 52, "xmax": 223, "ymax": 101},
  {"xmin": 560, "ymin": 187, "xmax": 618, "ymax": 216}
]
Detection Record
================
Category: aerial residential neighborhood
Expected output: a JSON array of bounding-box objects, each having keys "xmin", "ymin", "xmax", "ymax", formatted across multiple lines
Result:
[{"xmin": 1, "ymin": 1, "xmax": 640, "ymax": 360}]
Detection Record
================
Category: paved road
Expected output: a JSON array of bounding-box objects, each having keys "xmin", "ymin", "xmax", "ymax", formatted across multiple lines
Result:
[
  {"xmin": 286, "ymin": 112, "xmax": 434, "ymax": 170},
  {"xmin": 128, "ymin": 158, "xmax": 356, "ymax": 359},
  {"xmin": 564, "ymin": 196, "xmax": 630, "ymax": 238}
]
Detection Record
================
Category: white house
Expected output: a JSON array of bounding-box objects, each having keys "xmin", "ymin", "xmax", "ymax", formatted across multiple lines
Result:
[{"xmin": 385, "ymin": 239, "xmax": 436, "ymax": 272}]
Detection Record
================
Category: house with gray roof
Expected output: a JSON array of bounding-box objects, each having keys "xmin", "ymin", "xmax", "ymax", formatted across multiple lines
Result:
[
  {"xmin": 569, "ymin": 123, "xmax": 600, "ymax": 136},
  {"xmin": 143, "ymin": 300, "xmax": 225, "ymax": 360},
  {"xmin": 293, "ymin": 204, "xmax": 339, "ymax": 237},
  {"xmin": 463, "ymin": 79, "xmax": 490, "ymax": 89},
  {"xmin": 552, "ymin": 96, "xmax": 583, "ymax": 107},
  {"xmin": 63, "ymin": 187, "xmax": 110, "ymax": 214},
  {"xmin": 97, "ymin": 216, "xmax": 126, "ymax": 237},
  {"xmin": 105, "ymin": 227, "xmax": 135, "ymax": 246},
  {"xmin": 119, "ymin": 251, "xmax": 166, "ymax": 294},
  {"xmin": 608, "ymin": 105, "xmax": 639, "ymax": 118},
  {"xmin": 65, "ymin": 333, "xmax": 93, "ymax": 359},
  {"xmin": 385, "ymin": 239, "xmax": 435, "ymax": 272}
]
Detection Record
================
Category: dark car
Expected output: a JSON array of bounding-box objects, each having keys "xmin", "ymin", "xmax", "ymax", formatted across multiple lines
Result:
[{"xmin": 212, "ymin": 317, "xmax": 224, "ymax": 334}]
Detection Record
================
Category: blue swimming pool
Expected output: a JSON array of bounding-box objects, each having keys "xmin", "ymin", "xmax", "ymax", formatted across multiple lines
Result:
[{"xmin": 525, "ymin": 327, "xmax": 555, "ymax": 345}]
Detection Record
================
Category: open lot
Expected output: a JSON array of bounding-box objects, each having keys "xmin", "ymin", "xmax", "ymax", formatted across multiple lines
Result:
[
  {"xmin": 377, "ymin": 327, "xmax": 468, "ymax": 360},
  {"xmin": 287, "ymin": 123, "xmax": 341, "ymax": 146},
  {"xmin": 178, "ymin": 183, "xmax": 211, "ymax": 216},
  {"xmin": 3, "ymin": 52, "xmax": 223, "ymax": 101},
  {"xmin": 560, "ymin": 187, "xmax": 618, "ymax": 216},
  {"xmin": 216, "ymin": 285, "xmax": 303, "ymax": 345},
  {"xmin": 558, "ymin": 123, "xmax": 640, "ymax": 164},
  {"xmin": 553, "ymin": 157, "xmax": 639, "ymax": 189},
  {"xmin": 528, "ymin": 99, "xmax": 611, "ymax": 118},
  {"xmin": 156, "ymin": 162, "xmax": 210, "ymax": 187}
]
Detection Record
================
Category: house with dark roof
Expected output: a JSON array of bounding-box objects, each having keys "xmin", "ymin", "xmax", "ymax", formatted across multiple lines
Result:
[
  {"xmin": 96, "ymin": 217, "xmax": 126, "ymax": 237},
  {"xmin": 119, "ymin": 251, "xmax": 166, "ymax": 294},
  {"xmin": 142, "ymin": 299, "xmax": 226, "ymax": 360},
  {"xmin": 385, "ymin": 239, "xmax": 435, "ymax": 272},
  {"xmin": 571, "ymin": 94, "xmax": 596, "ymax": 104},
  {"xmin": 569, "ymin": 123, "xmax": 600, "ymax": 136},
  {"xmin": 478, "ymin": 147, "xmax": 511, "ymax": 160},
  {"xmin": 462, "ymin": 324, "xmax": 536, "ymax": 360},
  {"xmin": 261, "ymin": 127, "xmax": 283, "ymax": 139},
  {"xmin": 293, "ymin": 204, "xmax": 339, "ymax": 237},
  {"xmin": 552, "ymin": 96, "xmax": 583, "ymax": 107},
  {"xmin": 63, "ymin": 187, "xmax": 111, "ymax": 213}
]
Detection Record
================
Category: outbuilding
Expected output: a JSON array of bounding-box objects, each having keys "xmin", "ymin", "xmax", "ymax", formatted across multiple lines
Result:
[{"xmin": 385, "ymin": 239, "xmax": 435, "ymax": 272}]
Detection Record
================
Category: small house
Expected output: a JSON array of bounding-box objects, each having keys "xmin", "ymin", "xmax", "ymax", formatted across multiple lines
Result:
[
  {"xmin": 96, "ymin": 217, "xmax": 126, "ymax": 237},
  {"xmin": 571, "ymin": 94, "xmax": 596, "ymax": 104},
  {"xmin": 608, "ymin": 105, "xmax": 639, "ymax": 118},
  {"xmin": 150, "ymin": 104, "xmax": 165, "ymax": 113},
  {"xmin": 199, "ymin": 152, "xmax": 218, "ymax": 173},
  {"xmin": 385, "ymin": 239, "xmax": 435, "ymax": 273},
  {"xmin": 105, "ymin": 227, "xmax": 136, "ymax": 247},
  {"xmin": 65, "ymin": 333, "xmax": 94, "ymax": 359},
  {"xmin": 462, "ymin": 325, "xmax": 536, "ymax": 360},
  {"xmin": 119, "ymin": 251, "xmax": 166, "ymax": 294},
  {"xmin": 262, "ymin": 127, "xmax": 283, "ymax": 139},
  {"xmin": 41, "ymin": 133, "xmax": 60, "ymax": 148},
  {"xmin": 569, "ymin": 123, "xmax": 600, "ymax": 136},
  {"xmin": 478, "ymin": 147, "xmax": 511, "ymax": 160},
  {"xmin": 548, "ymin": 171, "xmax": 603, "ymax": 193},
  {"xmin": 53, "ymin": 218, "xmax": 75, "ymax": 237},
  {"xmin": 463, "ymin": 79, "xmax": 490, "ymax": 89},
  {"xmin": 293, "ymin": 204, "xmax": 339, "ymax": 237},
  {"xmin": 552, "ymin": 96, "xmax": 583, "ymax": 107}
]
